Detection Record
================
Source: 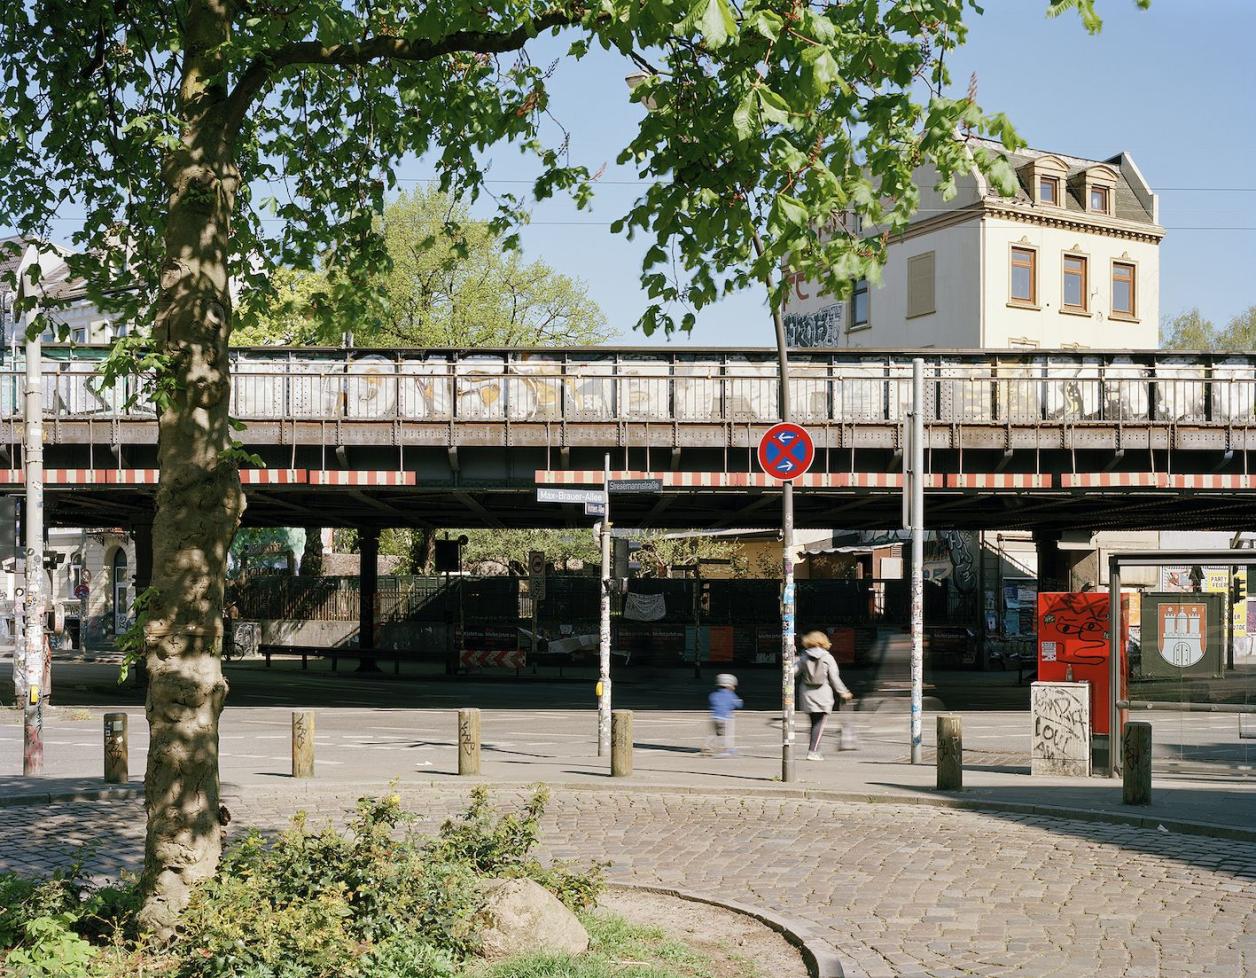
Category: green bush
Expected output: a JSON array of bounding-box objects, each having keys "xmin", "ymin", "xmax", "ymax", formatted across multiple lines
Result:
[
  {"xmin": 1, "ymin": 787, "xmax": 604, "ymax": 978},
  {"xmin": 430, "ymin": 786, "xmax": 606, "ymax": 912}
]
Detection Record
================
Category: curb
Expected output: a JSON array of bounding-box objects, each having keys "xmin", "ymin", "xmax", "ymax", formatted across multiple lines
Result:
[
  {"xmin": 607, "ymin": 881, "xmax": 844, "ymax": 978},
  {"xmin": 0, "ymin": 785, "xmax": 143, "ymax": 808},
  {"xmin": 5, "ymin": 778, "xmax": 1254, "ymax": 845},
  {"xmin": 244, "ymin": 778, "xmax": 1256, "ymax": 843}
]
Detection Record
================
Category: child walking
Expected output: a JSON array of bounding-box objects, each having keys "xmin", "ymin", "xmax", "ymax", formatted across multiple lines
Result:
[
  {"xmin": 705, "ymin": 673, "xmax": 743, "ymax": 757},
  {"xmin": 798, "ymin": 631, "xmax": 854, "ymax": 760}
]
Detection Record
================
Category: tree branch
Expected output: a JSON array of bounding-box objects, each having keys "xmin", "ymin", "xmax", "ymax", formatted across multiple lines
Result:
[{"xmin": 224, "ymin": 7, "xmax": 586, "ymax": 136}]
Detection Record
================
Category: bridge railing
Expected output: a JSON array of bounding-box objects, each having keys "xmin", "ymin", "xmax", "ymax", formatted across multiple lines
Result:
[{"xmin": 3, "ymin": 348, "xmax": 1255, "ymax": 427}]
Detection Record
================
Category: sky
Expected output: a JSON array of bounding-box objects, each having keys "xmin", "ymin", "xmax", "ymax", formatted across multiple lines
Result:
[
  {"xmin": 432, "ymin": 0, "xmax": 1256, "ymax": 347},
  {"xmin": 8, "ymin": 1, "xmax": 1254, "ymax": 348}
]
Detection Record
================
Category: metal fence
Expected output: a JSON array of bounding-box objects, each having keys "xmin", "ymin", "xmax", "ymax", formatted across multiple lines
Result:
[{"xmin": 7, "ymin": 347, "xmax": 1256, "ymax": 427}]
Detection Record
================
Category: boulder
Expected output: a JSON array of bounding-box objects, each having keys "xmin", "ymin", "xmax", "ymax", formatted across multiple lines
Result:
[{"xmin": 476, "ymin": 878, "xmax": 589, "ymax": 961}]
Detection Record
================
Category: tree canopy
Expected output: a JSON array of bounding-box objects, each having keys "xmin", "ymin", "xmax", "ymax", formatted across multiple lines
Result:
[
  {"xmin": 0, "ymin": 0, "xmax": 1136, "ymax": 935},
  {"xmin": 1162, "ymin": 306, "xmax": 1256, "ymax": 353},
  {"xmin": 233, "ymin": 188, "xmax": 609, "ymax": 347}
]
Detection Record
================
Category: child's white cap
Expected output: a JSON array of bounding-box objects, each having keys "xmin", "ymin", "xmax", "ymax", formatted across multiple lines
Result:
[{"xmin": 716, "ymin": 673, "xmax": 737, "ymax": 689}]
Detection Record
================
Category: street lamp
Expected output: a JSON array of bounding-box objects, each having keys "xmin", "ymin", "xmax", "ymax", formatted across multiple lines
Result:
[{"xmin": 624, "ymin": 72, "xmax": 797, "ymax": 781}]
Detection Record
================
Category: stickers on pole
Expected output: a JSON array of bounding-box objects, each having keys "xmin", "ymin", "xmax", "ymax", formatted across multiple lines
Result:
[{"xmin": 757, "ymin": 422, "xmax": 815, "ymax": 481}]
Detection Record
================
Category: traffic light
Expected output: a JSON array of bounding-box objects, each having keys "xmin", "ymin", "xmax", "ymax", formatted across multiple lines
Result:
[
  {"xmin": 1232, "ymin": 573, "xmax": 1247, "ymax": 606},
  {"xmin": 0, "ymin": 496, "xmax": 15, "ymax": 558},
  {"xmin": 613, "ymin": 538, "xmax": 630, "ymax": 579}
]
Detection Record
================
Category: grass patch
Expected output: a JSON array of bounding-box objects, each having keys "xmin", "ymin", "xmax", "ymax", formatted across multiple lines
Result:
[{"xmin": 464, "ymin": 912, "xmax": 757, "ymax": 978}]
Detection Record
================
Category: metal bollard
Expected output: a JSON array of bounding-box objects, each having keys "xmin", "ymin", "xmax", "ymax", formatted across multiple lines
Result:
[
  {"xmin": 1122, "ymin": 721, "xmax": 1152, "ymax": 805},
  {"xmin": 103, "ymin": 713, "xmax": 128, "ymax": 784},
  {"xmin": 936, "ymin": 714, "xmax": 963, "ymax": 791},
  {"xmin": 291, "ymin": 711, "xmax": 315, "ymax": 779},
  {"xmin": 458, "ymin": 708, "xmax": 481, "ymax": 776},
  {"xmin": 611, "ymin": 709, "xmax": 633, "ymax": 777}
]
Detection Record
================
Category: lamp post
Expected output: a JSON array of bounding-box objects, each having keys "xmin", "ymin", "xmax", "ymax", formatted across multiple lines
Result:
[{"xmin": 625, "ymin": 72, "xmax": 797, "ymax": 781}]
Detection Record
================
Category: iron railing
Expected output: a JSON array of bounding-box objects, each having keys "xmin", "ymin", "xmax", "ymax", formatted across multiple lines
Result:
[{"xmin": 4, "ymin": 347, "xmax": 1255, "ymax": 427}]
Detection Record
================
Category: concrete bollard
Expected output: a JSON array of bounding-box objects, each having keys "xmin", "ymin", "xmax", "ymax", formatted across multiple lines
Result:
[
  {"xmin": 1122, "ymin": 721, "xmax": 1152, "ymax": 806},
  {"xmin": 611, "ymin": 710, "xmax": 633, "ymax": 777},
  {"xmin": 936, "ymin": 714, "xmax": 963, "ymax": 791},
  {"xmin": 103, "ymin": 712, "xmax": 128, "ymax": 784},
  {"xmin": 291, "ymin": 711, "xmax": 315, "ymax": 779},
  {"xmin": 458, "ymin": 708, "xmax": 481, "ymax": 776}
]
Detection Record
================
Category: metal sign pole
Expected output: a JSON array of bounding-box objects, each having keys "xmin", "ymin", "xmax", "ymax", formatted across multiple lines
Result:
[
  {"xmin": 1108, "ymin": 556, "xmax": 1121, "ymax": 778},
  {"xmin": 18, "ymin": 251, "xmax": 45, "ymax": 776},
  {"xmin": 909, "ymin": 358, "xmax": 925, "ymax": 765},
  {"xmin": 597, "ymin": 453, "xmax": 612, "ymax": 756}
]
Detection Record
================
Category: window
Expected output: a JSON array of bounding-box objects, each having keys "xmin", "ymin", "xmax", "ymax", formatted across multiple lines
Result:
[
  {"xmin": 1009, "ymin": 247, "xmax": 1036, "ymax": 305},
  {"xmin": 71, "ymin": 326, "xmax": 88, "ymax": 345},
  {"xmin": 1112, "ymin": 262, "xmax": 1136, "ymax": 318},
  {"xmin": 906, "ymin": 252, "xmax": 935, "ymax": 319},
  {"xmin": 1089, "ymin": 186, "xmax": 1109, "ymax": 214},
  {"xmin": 1039, "ymin": 176, "xmax": 1059, "ymax": 206},
  {"xmin": 851, "ymin": 279, "xmax": 869, "ymax": 329},
  {"xmin": 1063, "ymin": 254, "xmax": 1088, "ymax": 312}
]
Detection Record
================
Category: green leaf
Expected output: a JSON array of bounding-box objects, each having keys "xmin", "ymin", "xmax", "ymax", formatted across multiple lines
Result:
[
  {"xmin": 757, "ymin": 88, "xmax": 791, "ymax": 126},
  {"xmin": 771, "ymin": 193, "xmax": 809, "ymax": 230},
  {"xmin": 802, "ymin": 46, "xmax": 841, "ymax": 97},
  {"xmin": 692, "ymin": 0, "xmax": 737, "ymax": 48},
  {"xmin": 733, "ymin": 89, "xmax": 757, "ymax": 141}
]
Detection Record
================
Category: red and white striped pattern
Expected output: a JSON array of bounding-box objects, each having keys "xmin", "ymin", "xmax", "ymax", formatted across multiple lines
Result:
[
  {"xmin": 239, "ymin": 469, "xmax": 303, "ymax": 485},
  {"xmin": 534, "ymin": 470, "xmax": 944, "ymax": 490},
  {"xmin": 460, "ymin": 649, "xmax": 525, "ymax": 669},
  {"xmin": 306, "ymin": 470, "xmax": 416, "ymax": 486},
  {"xmin": 0, "ymin": 469, "xmax": 163, "ymax": 485},
  {"xmin": 945, "ymin": 473, "xmax": 1053, "ymax": 490},
  {"xmin": 1167, "ymin": 474, "xmax": 1256, "ymax": 490},
  {"xmin": 1060, "ymin": 473, "xmax": 1169, "ymax": 489}
]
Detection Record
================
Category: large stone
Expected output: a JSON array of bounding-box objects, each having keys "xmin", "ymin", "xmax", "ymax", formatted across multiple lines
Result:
[{"xmin": 476, "ymin": 877, "xmax": 589, "ymax": 961}]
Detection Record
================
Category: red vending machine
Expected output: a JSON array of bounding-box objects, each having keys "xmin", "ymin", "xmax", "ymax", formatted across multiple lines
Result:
[{"xmin": 1036, "ymin": 592, "xmax": 1129, "ymax": 737}]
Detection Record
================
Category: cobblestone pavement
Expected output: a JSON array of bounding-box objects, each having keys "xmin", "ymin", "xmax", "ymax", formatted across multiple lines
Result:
[{"xmin": 1, "ymin": 785, "xmax": 1252, "ymax": 978}]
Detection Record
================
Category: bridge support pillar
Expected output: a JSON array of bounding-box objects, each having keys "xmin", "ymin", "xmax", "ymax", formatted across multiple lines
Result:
[
  {"xmin": 1034, "ymin": 531, "xmax": 1070, "ymax": 592},
  {"xmin": 356, "ymin": 528, "xmax": 381, "ymax": 673}
]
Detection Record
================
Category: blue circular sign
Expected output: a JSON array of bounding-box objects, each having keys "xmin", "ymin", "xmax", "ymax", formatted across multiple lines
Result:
[{"xmin": 758, "ymin": 422, "xmax": 815, "ymax": 481}]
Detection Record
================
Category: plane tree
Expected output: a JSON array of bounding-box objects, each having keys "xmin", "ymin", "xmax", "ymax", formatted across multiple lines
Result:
[{"xmin": 0, "ymin": 0, "xmax": 1132, "ymax": 936}]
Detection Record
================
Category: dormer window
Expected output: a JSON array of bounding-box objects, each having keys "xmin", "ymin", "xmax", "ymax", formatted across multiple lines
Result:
[
  {"xmin": 1073, "ymin": 164, "xmax": 1118, "ymax": 217},
  {"xmin": 1022, "ymin": 155, "xmax": 1068, "ymax": 207}
]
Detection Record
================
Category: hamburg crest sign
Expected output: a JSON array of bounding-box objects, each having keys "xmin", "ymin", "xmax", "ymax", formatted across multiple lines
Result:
[{"xmin": 1158, "ymin": 602, "xmax": 1207, "ymax": 668}]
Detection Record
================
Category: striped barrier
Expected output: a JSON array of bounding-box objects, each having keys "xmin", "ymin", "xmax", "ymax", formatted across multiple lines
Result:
[{"xmin": 460, "ymin": 649, "xmax": 526, "ymax": 670}]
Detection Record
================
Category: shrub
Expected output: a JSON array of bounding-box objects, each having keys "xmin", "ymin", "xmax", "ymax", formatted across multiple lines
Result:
[
  {"xmin": 0, "ymin": 787, "xmax": 602, "ymax": 978},
  {"xmin": 430, "ymin": 786, "xmax": 606, "ymax": 912}
]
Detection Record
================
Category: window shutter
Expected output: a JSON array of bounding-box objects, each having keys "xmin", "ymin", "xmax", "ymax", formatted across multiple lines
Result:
[{"xmin": 907, "ymin": 252, "xmax": 936, "ymax": 319}]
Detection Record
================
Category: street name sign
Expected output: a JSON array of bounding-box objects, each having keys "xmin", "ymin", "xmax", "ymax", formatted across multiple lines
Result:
[
  {"xmin": 607, "ymin": 478, "xmax": 663, "ymax": 494},
  {"xmin": 584, "ymin": 500, "xmax": 607, "ymax": 516},
  {"xmin": 757, "ymin": 422, "xmax": 816, "ymax": 481},
  {"xmin": 536, "ymin": 487, "xmax": 604, "ymax": 505}
]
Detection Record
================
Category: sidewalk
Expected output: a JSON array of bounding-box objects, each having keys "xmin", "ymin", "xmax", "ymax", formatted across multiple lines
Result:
[{"xmin": 2, "ymin": 702, "xmax": 1252, "ymax": 838}]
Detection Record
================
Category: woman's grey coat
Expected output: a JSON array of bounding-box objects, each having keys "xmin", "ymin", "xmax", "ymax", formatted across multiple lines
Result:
[{"xmin": 797, "ymin": 647, "xmax": 851, "ymax": 714}]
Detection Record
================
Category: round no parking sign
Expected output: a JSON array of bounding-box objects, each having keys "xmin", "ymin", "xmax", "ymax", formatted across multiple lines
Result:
[{"xmin": 758, "ymin": 422, "xmax": 815, "ymax": 481}]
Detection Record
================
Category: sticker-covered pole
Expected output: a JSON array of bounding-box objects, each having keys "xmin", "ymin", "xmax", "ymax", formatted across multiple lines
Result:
[
  {"xmin": 910, "ymin": 358, "xmax": 925, "ymax": 765},
  {"xmin": 597, "ymin": 453, "xmax": 612, "ymax": 756}
]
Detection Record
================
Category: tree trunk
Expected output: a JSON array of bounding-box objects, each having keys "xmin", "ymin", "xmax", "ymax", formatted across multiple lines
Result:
[
  {"xmin": 138, "ymin": 0, "xmax": 243, "ymax": 937},
  {"xmin": 301, "ymin": 526, "xmax": 325, "ymax": 576},
  {"xmin": 409, "ymin": 528, "xmax": 435, "ymax": 575}
]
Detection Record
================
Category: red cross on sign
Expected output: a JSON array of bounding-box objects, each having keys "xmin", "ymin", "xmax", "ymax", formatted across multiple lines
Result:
[{"xmin": 758, "ymin": 422, "xmax": 816, "ymax": 481}]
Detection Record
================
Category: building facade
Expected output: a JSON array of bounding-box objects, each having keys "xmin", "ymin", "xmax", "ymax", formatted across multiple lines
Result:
[{"xmin": 783, "ymin": 139, "xmax": 1163, "ymax": 350}]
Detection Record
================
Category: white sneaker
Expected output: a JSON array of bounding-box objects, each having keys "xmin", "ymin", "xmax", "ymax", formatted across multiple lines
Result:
[{"xmin": 805, "ymin": 751, "xmax": 824, "ymax": 761}]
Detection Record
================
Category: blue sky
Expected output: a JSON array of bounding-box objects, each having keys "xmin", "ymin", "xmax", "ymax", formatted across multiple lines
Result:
[
  {"xmin": 11, "ymin": 2, "xmax": 1253, "ymax": 347},
  {"xmin": 437, "ymin": 0, "xmax": 1256, "ymax": 347}
]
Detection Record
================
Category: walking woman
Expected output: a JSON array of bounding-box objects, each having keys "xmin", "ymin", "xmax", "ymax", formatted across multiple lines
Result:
[{"xmin": 798, "ymin": 630, "xmax": 853, "ymax": 761}]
